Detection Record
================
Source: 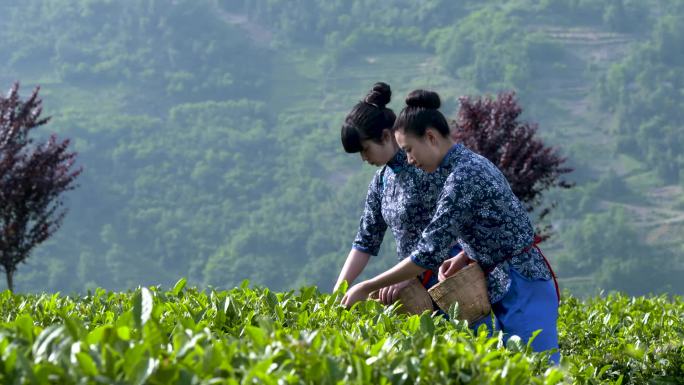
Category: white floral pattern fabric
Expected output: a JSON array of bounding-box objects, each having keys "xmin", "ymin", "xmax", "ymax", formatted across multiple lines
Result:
[
  {"xmin": 352, "ymin": 150, "xmax": 454, "ymax": 266},
  {"xmin": 409, "ymin": 144, "xmax": 552, "ymax": 303}
]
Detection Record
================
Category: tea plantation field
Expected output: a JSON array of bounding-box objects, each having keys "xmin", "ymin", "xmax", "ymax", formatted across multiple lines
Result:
[{"xmin": 0, "ymin": 280, "xmax": 681, "ymax": 384}]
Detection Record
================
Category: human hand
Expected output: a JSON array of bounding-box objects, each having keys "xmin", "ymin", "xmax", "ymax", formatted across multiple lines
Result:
[
  {"xmin": 341, "ymin": 282, "xmax": 372, "ymax": 308},
  {"xmin": 438, "ymin": 251, "xmax": 469, "ymax": 281},
  {"xmin": 377, "ymin": 279, "xmax": 412, "ymax": 305}
]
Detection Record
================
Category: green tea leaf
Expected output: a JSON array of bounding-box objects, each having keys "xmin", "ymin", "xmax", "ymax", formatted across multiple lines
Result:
[
  {"xmin": 76, "ymin": 352, "xmax": 99, "ymax": 376},
  {"xmin": 117, "ymin": 326, "xmax": 131, "ymax": 341},
  {"xmin": 172, "ymin": 278, "xmax": 187, "ymax": 296},
  {"xmin": 14, "ymin": 313, "xmax": 34, "ymax": 343},
  {"xmin": 244, "ymin": 326, "xmax": 267, "ymax": 347},
  {"xmin": 419, "ymin": 313, "xmax": 435, "ymax": 335},
  {"xmin": 133, "ymin": 287, "xmax": 154, "ymax": 327}
]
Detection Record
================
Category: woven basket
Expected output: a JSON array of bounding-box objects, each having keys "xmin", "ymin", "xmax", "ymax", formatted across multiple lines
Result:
[
  {"xmin": 427, "ymin": 263, "xmax": 491, "ymax": 323},
  {"xmin": 369, "ymin": 278, "xmax": 433, "ymax": 315}
]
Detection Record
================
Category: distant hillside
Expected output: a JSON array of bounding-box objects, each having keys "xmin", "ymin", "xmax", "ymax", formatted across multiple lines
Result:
[{"xmin": 0, "ymin": 0, "xmax": 682, "ymax": 295}]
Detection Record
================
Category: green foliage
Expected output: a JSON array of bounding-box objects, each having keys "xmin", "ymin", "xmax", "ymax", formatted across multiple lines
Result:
[
  {"xmin": 529, "ymin": 0, "xmax": 651, "ymax": 32},
  {"xmin": 598, "ymin": 10, "xmax": 684, "ymax": 183},
  {"xmin": 1, "ymin": 0, "xmax": 269, "ymax": 102},
  {"xmin": 560, "ymin": 294, "xmax": 684, "ymax": 384},
  {"xmin": 0, "ymin": 285, "xmax": 681, "ymax": 383},
  {"xmin": 225, "ymin": 0, "xmax": 465, "ymax": 45},
  {"xmin": 428, "ymin": 9, "xmax": 536, "ymax": 91},
  {"xmin": 0, "ymin": 285, "xmax": 546, "ymax": 383}
]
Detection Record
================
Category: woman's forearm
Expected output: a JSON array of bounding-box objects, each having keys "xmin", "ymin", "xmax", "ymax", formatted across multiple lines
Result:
[
  {"xmin": 362, "ymin": 257, "xmax": 425, "ymax": 293},
  {"xmin": 341, "ymin": 256, "xmax": 427, "ymax": 308},
  {"xmin": 334, "ymin": 249, "xmax": 371, "ymax": 291}
]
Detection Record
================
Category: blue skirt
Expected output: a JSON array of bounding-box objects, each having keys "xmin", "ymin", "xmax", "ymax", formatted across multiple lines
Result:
[{"xmin": 471, "ymin": 268, "xmax": 560, "ymax": 364}]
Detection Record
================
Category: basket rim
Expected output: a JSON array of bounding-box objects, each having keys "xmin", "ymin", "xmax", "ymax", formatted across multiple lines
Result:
[{"xmin": 427, "ymin": 263, "xmax": 484, "ymax": 292}]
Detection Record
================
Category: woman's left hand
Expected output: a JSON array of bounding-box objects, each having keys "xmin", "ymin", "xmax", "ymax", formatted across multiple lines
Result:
[
  {"xmin": 438, "ymin": 251, "xmax": 469, "ymax": 281},
  {"xmin": 341, "ymin": 282, "xmax": 372, "ymax": 308}
]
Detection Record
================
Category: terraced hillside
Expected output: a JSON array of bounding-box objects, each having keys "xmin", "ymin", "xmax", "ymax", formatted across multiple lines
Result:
[{"xmin": 0, "ymin": 0, "xmax": 681, "ymax": 295}]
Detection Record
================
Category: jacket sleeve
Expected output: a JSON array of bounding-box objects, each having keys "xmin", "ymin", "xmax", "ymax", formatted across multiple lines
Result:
[
  {"xmin": 351, "ymin": 170, "xmax": 388, "ymax": 256},
  {"xmin": 410, "ymin": 172, "xmax": 473, "ymax": 270}
]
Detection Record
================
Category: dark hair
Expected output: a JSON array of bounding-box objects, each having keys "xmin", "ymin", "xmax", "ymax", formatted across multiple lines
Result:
[
  {"xmin": 393, "ymin": 89, "xmax": 450, "ymax": 138},
  {"xmin": 340, "ymin": 82, "xmax": 396, "ymax": 153}
]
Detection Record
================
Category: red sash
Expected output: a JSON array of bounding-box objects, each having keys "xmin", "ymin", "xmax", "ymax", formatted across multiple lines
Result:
[{"xmin": 484, "ymin": 235, "xmax": 560, "ymax": 303}]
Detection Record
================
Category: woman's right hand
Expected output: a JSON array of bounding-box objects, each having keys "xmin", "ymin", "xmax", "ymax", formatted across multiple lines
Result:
[
  {"xmin": 377, "ymin": 279, "xmax": 413, "ymax": 305},
  {"xmin": 438, "ymin": 251, "xmax": 470, "ymax": 281}
]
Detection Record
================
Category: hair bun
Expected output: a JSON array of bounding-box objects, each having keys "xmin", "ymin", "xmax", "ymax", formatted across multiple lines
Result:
[
  {"xmin": 363, "ymin": 82, "xmax": 392, "ymax": 108},
  {"xmin": 405, "ymin": 89, "xmax": 441, "ymax": 109}
]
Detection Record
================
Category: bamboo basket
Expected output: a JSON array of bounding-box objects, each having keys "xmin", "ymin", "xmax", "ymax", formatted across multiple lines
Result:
[
  {"xmin": 427, "ymin": 262, "xmax": 491, "ymax": 323},
  {"xmin": 369, "ymin": 278, "xmax": 433, "ymax": 315}
]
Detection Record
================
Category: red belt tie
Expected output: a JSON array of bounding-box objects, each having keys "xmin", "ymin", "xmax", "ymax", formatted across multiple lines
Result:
[
  {"xmin": 484, "ymin": 235, "xmax": 560, "ymax": 303},
  {"xmin": 421, "ymin": 270, "xmax": 433, "ymax": 286}
]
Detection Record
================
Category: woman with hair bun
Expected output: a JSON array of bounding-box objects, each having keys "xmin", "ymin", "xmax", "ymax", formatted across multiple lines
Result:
[
  {"xmin": 334, "ymin": 82, "xmax": 464, "ymax": 308},
  {"xmin": 342, "ymin": 89, "xmax": 561, "ymax": 363}
]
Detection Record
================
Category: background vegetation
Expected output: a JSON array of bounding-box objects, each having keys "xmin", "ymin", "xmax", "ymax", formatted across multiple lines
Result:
[{"xmin": 0, "ymin": 0, "xmax": 682, "ymax": 296}]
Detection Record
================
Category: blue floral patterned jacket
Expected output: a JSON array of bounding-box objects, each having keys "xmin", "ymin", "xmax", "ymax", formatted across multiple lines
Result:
[
  {"xmin": 409, "ymin": 144, "xmax": 552, "ymax": 303},
  {"xmin": 352, "ymin": 150, "xmax": 458, "ymax": 271}
]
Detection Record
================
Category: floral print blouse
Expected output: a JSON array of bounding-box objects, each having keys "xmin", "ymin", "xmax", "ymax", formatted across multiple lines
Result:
[
  {"xmin": 352, "ymin": 150, "xmax": 458, "ymax": 268},
  {"xmin": 409, "ymin": 143, "xmax": 552, "ymax": 304}
]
